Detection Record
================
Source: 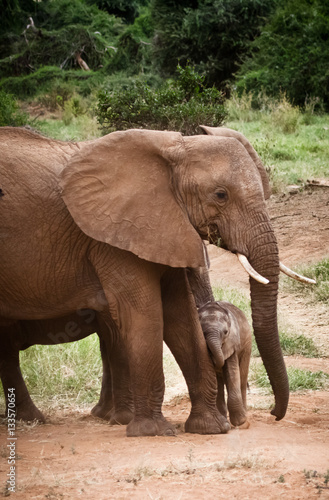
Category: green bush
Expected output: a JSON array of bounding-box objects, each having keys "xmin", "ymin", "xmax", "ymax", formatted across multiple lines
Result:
[
  {"xmin": 96, "ymin": 64, "xmax": 226, "ymax": 134},
  {"xmin": 86, "ymin": 0, "xmax": 146, "ymax": 24},
  {"xmin": 0, "ymin": 90, "xmax": 27, "ymax": 126},
  {"xmin": 18, "ymin": 334, "xmax": 102, "ymax": 407}
]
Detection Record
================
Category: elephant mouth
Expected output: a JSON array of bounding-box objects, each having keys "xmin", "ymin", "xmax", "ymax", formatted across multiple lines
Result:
[{"xmin": 200, "ymin": 223, "xmax": 228, "ymax": 250}]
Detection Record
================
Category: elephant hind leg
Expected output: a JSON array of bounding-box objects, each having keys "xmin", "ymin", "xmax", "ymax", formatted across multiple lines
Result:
[
  {"xmin": 91, "ymin": 316, "xmax": 134, "ymax": 425},
  {"xmin": 0, "ymin": 324, "xmax": 45, "ymax": 422}
]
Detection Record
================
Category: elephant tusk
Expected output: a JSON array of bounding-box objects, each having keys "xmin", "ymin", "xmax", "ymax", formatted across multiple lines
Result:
[
  {"xmin": 236, "ymin": 253, "xmax": 270, "ymax": 285},
  {"xmin": 279, "ymin": 262, "xmax": 316, "ymax": 284}
]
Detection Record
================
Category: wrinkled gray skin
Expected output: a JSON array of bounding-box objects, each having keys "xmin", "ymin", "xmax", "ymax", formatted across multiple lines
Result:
[{"xmin": 198, "ymin": 301, "xmax": 252, "ymax": 427}]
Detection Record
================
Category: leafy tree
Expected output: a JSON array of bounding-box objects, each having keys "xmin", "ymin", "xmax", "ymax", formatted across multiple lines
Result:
[
  {"xmin": 0, "ymin": 0, "xmax": 125, "ymax": 79},
  {"xmin": 0, "ymin": 0, "xmax": 36, "ymax": 36},
  {"xmin": 235, "ymin": 0, "xmax": 329, "ymax": 109},
  {"xmin": 106, "ymin": 5, "xmax": 154, "ymax": 74},
  {"xmin": 151, "ymin": 0, "xmax": 277, "ymax": 88},
  {"xmin": 85, "ymin": 0, "xmax": 149, "ymax": 24}
]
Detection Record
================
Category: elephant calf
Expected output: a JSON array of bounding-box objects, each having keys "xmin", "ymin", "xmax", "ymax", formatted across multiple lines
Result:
[{"xmin": 198, "ymin": 301, "xmax": 252, "ymax": 428}]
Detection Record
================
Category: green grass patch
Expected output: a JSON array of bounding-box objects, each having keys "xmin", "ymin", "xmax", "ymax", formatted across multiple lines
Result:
[
  {"xmin": 251, "ymin": 330, "xmax": 319, "ymax": 359},
  {"xmin": 212, "ymin": 285, "xmax": 251, "ymax": 318},
  {"xmin": 278, "ymin": 330, "xmax": 319, "ymax": 358},
  {"xmin": 34, "ymin": 114, "xmax": 101, "ymax": 142},
  {"xmin": 281, "ymin": 258, "xmax": 329, "ymax": 304},
  {"xmin": 0, "ymin": 90, "xmax": 28, "ymax": 126},
  {"xmin": 250, "ymin": 362, "xmax": 329, "ymax": 392},
  {"xmin": 17, "ymin": 335, "xmax": 102, "ymax": 409},
  {"xmin": 225, "ymin": 92, "xmax": 329, "ymax": 192}
]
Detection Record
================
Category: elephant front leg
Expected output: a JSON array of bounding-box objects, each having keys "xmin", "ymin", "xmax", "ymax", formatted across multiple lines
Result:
[
  {"xmin": 223, "ymin": 353, "xmax": 248, "ymax": 428},
  {"xmin": 0, "ymin": 325, "xmax": 45, "ymax": 422},
  {"xmin": 124, "ymin": 316, "xmax": 176, "ymax": 437},
  {"xmin": 161, "ymin": 269, "xmax": 230, "ymax": 434},
  {"xmin": 97, "ymin": 274, "xmax": 176, "ymax": 436}
]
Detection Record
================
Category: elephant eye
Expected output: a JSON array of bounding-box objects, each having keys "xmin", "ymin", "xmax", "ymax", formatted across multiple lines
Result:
[{"xmin": 215, "ymin": 190, "xmax": 227, "ymax": 202}]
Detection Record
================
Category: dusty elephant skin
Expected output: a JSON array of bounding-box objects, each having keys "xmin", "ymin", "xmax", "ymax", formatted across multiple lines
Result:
[
  {"xmin": 198, "ymin": 300, "xmax": 252, "ymax": 428},
  {"xmin": 0, "ymin": 126, "xmax": 288, "ymax": 436}
]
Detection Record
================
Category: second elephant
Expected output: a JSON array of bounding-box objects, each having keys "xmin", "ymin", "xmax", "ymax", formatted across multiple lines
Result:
[{"xmin": 198, "ymin": 301, "xmax": 252, "ymax": 427}]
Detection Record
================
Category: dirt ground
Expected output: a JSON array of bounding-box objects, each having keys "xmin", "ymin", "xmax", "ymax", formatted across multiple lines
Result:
[{"xmin": 1, "ymin": 188, "xmax": 329, "ymax": 499}]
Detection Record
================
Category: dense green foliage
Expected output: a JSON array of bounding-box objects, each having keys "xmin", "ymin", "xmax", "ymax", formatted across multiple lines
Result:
[
  {"xmin": 236, "ymin": 0, "xmax": 329, "ymax": 109},
  {"xmin": 0, "ymin": 0, "xmax": 124, "ymax": 77},
  {"xmin": 18, "ymin": 334, "xmax": 102, "ymax": 407},
  {"xmin": 0, "ymin": 89, "xmax": 27, "ymax": 126},
  {"xmin": 150, "ymin": 0, "xmax": 277, "ymax": 88},
  {"xmin": 97, "ymin": 64, "xmax": 226, "ymax": 134},
  {"xmin": 0, "ymin": 66, "xmax": 104, "ymax": 98},
  {"xmin": 1, "ymin": 0, "xmax": 329, "ymax": 110},
  {"xmin": 86, "ymin": 0, "xmax": 149, "ymax": 23},
  {"xmin": 0, "ymin": 0, "xmax": 36, "ymax": 36}
]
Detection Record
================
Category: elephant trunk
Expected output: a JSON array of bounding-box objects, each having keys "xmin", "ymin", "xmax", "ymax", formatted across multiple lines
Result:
[
  {"xmin": 247, "ymin": 220, "xmax": 289, "ymax": 420},
  {"xmin": 204, "ymin": 335, "xmax": 225, "ymax": 370}
]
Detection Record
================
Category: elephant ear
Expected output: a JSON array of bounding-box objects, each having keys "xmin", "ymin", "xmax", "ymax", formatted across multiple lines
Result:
[
  {"xmin": 199, "ymin": 125, "xmax": 271, "ymax": 200},
  {"xmin": 221, "ymin": 310, "xmax": 241, "ymax": 360},
  {"xmin": 60, "ymin": 129, "xmax": 205, "ymax": 268}
]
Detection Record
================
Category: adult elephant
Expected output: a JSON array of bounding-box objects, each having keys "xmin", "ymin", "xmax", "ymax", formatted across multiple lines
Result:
[{"xmin": 0, "ymin": 125, "xmax": 300, "ymax": 435}]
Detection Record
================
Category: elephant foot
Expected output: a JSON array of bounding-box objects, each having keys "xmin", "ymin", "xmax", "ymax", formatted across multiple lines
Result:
[
  {"xmin": 109, "ymin": 408, "xmax": 134, "ymax": 426},
  {"xmin": 14, "ymin": 402, "xmax": 46, "ymax": 423},
  {"xmin": 185, "ymin": 410, "xmax": 230, "ymax": 434},
  {"xmin": 229, "ymin": 411, "xmax": 249, "ymax": 428},
  {"xmin": 91, "ymin": 402, "xmax": 114, "ymax": 420},
  {"xmin": 126, "ymin": 415, "xmax": 176, "ymax": 437},
  {"xmin": 91, "ymin": 403, "xmax": 133, "ymax": 425},
  {"xmin": 231, "ymin": 419, "xmax": 250, "ymax": 430}
]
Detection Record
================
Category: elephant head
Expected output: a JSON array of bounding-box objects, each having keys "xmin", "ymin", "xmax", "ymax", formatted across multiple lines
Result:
[
  {"xmin": 60, "ymin": 127, "xmax": 288, "ymax": 420},
  {"xmin": 198, "ymin": 302, "xmax": 235, "ymax": 370}
]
